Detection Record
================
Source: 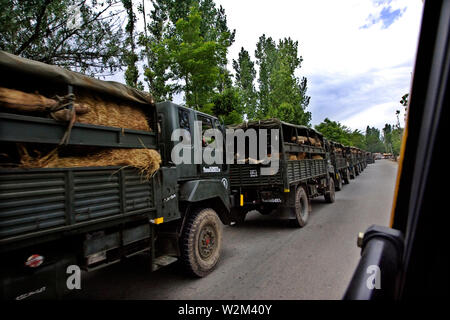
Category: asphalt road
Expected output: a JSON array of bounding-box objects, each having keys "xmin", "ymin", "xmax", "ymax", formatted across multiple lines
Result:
[{"xmin": 73, "ymin": 159, "xmax": 398, "ymax": 300}]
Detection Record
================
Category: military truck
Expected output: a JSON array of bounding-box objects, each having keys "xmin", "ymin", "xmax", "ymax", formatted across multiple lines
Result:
[
  {"xmin": 345, "ymin": 146, "xmax": 360, "ymax": 179},
  {"xmin": 0, "ymin": 52, "xmax": 231, "ymax": 299},
  {"xmin": 366, "ymin": 152, "xmax": 375, "ymax": 164},
  {"xmin": 325, "ymin": 139, "xmax": 351, "ymax": 188},
  {"xmin": 357, "ymin": 148, "xmax": 367, "ymax": 171},
  {"xmin": 228, "ymin": 119, "xmax": 335, "ymax": 227}
]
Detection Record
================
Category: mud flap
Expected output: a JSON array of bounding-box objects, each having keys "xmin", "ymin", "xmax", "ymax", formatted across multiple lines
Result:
[{"xmin": 1, "ymin": 253, "xmax": 77, "ymax": 300}]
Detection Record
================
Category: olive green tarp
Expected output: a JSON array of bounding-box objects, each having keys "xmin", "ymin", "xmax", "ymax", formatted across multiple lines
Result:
[{"xmin": 0, "ymin": 50, "xmax": 154, "ymax": 106}]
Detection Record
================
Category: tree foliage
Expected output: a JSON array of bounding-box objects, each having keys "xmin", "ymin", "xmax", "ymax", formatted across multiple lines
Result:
[
  {"xmin": 314, "ymin": 118, "xmax": 353, "ymax": 146},
  {"xmin": 212, "ymin": 86, "xmax": 243, "ymax": 125},
  {"xmin": 253, "ymin": 35, "xmax": 310, "ymax": 125},
  {"xmin": 314, "ymin": 118, "xmax": 367, "ymax": 149},
  {"xmin": 232, "ymin": 47, "xmax": 257, "ymax": 120},
  {"xmin": 164, "ymin": 5, "xmax": 222, "ymax": 112},
  {"xmin": 1, "ymin": 0, "xmax": 126, "ymax": 75},
  {"xmin": 122, "ymin": 0, "xmax": 142, "ymax": 88},
  {"xmin": 365, "ymin": 126, "xmax": 384, "ymax": 153},
  {"xmin": 139, "ymin": 0, "xmax": 234, "ymax": 106},
  {"xmin": 383, "ymin": 122, "xmax": 403, "ymax": 156}
]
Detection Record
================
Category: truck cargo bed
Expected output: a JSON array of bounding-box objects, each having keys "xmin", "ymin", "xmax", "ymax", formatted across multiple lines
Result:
[
  {"xmin": 0, "ymin": 112, "xmax": 157, "ymax": 149},
  {"xmin": 230, "ymin": 159, "xmax": 328, "ymax": 187},
  {"xmin": 0, "ymin": 166, "xmax": 156, "ymax": 248}
]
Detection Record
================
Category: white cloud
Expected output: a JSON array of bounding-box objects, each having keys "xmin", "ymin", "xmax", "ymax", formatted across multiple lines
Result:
[
  {"xmin": 341, "ymin": 101, "xmax": 404, "ymax": 131},
  {"xmin": 215, "ymin": 0, "xmax": 423, "ymax": 131}
]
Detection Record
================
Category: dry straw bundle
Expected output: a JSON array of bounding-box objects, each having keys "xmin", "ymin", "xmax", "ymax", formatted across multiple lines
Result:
[
  {"xmin": 18, "ymin": 146, "xmax": 161, "ymax": 179},
  {"xmin": 297, "ymin": 152, "xmax": 307, "ymax": 160},
  {"xmin": 0, "ymin": 87, "xmax": 151, "ymax": 131},
  {"xmin": 2, "ymin": 86, "xmax": 158, "ymax": 176},
  {"xmin": 74, "ymin": 94, "xmax": 151, "ymax": 131}
]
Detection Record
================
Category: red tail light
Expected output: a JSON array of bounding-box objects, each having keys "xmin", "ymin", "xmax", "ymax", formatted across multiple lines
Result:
[{"xmin": 25, "ymin": 254, "xmax": 44, "ymax": 268}]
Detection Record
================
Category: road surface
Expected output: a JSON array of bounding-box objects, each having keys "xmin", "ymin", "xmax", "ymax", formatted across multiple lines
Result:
[{"xmin": 72, "ymin": 159, "xmax": 398, "ymax": 300}]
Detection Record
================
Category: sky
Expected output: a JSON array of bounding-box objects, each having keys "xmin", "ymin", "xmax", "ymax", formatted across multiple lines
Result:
[
  {"xmin": 123, "ymin": 0, "xmax": 424, "ymax": 133},
  {"xmin": 212, "ymin": 0, "xmax": 424, "ymax": 132}
]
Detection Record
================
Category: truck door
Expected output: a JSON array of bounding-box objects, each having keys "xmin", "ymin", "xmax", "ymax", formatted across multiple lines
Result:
[
  {"xmin": 175, "ymin": 107, "xmax": 197, "ymax": 178},
  {"xmin": 196, "ymin": 114, "xmax": 224, "ymax": 178}
]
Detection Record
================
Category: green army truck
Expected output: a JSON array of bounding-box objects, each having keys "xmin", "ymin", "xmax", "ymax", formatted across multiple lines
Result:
[
  {"xmin": 0, "ymin": 52, "xmax": 231, "ymax": 300},
  {"xmin": 345, "ymin": 146, "xmax": 359, "ymax": 179},
  {"xmin": 228, "ymin": 119, "xmax": 336, "ymax": 227},
  {"xmin": 324, "ymin": 139, "xmax": 351, "ymax": 188},
  {"xmin": 356, "ymin": 148, "xmax": 366, "ymax": 172},
  {"xmin": 363, "ymin": 149, "xmax": 368, "ymax": 168},
  {"xmin": 366, "ymin": 152, "xmax": 375, "ymax": 164}
]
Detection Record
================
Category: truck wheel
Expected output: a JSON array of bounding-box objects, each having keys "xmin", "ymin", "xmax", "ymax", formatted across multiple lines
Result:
[
  {"xmin": 181, "ymin": 208, "xmax": 222, "ymax": 277},
  {"xmin": 324, "ymin": 178, "xmax": 336, "ymax": 203},
  {"xmin": 343, "ymin": 169, "xmax": 350, "ymax": 184},
  {"xmin": 290, "ymin": 186, "xmax": 309, "ymax": 228},
  {"xmin": 335, "ymin": 174, "xmax": 342, "ymax": 191}
]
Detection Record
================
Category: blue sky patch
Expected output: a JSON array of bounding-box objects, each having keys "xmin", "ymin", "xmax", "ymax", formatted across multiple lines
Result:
[{"xmin": 361, "ymin": 5, "xmax": 406, "ymax": 29}]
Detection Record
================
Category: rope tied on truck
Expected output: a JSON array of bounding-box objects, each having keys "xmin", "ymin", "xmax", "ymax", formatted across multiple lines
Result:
[
  {"xmin": 49, "ymin": 93, "xmax": 77, "ymax": 145},
  {"xmin": 0, "ymin": 87, "xmax": 90, "ymax": 145}
]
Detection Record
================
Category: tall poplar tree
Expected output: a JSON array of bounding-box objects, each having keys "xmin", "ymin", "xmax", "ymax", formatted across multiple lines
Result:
[{"xmin": 233, "ymin": 47, "xmax": 257, "ymax": 119}]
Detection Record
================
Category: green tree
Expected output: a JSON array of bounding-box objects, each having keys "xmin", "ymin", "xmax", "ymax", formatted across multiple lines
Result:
[
  {"xmin": 254, "ymin": 35, "xmax": 310, "ymax": 125},
  {"xmin": 122, "ymin": 0, "xmax": 142, "ymax": 89},
  {"xmin": 254, "ymin": 34, "xmax": 277, "ymax": 118},
  {"xmin": 138, "ymin": 0, "xmax": 175, "ymax": 101},
  {"xmin": 400, "ymin": 93, "xmax": 409, "ymax": 106},
  {"xmin": 233, "ymin": 47, "xmax": 257, "ymax": 119},
  {"xmin": 391, "ymin": 127, "xmax": 403, "ymax": 156},
  {"xmin": 314, "ymin": 118, "xmax": 368, "ymax": 149},
  {"xmin": 212, "ymin": 86, "xmax": 242, "ymax": 125},
  {"xmin": 314, "ymin": 118, "xmax": 352, "ymax": 146},
  {"xmin": 349, "ymin": 130, "xmax": 366, "ymax": 149},
  {"xmin": 0, "ymin": 0, "xmax": 125, "ymax": 75},
  {"xmin": 383, "ymin": 123, "xmax": 393, "ymax": 153},
  {"xmin": 139, "ymin": 0, "xmax": 234, "ymax": 103},
  {"xmin": 164, "ymin": 5, "xmax": 226, "ymax": 112},
  {"xmin": 365, "ymin": 126, "xmax": 384, "ymax": 153}
]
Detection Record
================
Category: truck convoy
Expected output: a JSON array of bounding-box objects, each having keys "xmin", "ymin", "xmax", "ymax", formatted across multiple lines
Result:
[
  {"xmin": 228, "ymin": 119, "xmax": 335, "ymax": 227},
  {"xmin": 0, "ymin": 52, "xmax": 372, "ymax": 299}
]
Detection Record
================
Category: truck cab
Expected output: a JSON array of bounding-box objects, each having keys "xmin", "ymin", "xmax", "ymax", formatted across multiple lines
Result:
[{"xmin": 155, "ymin": 101, "xmax": 231, "ymax": 226}]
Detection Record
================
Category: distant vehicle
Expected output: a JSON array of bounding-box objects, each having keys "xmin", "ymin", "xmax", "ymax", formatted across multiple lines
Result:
[
  {"xmin": 366, "ymin": 152, "xmax": 375, "ymax": 164},
  {"xmin": 374, "ymin": 153, "xmax": 383, "ymax": 160},
  {"xmin": 228, "ymin": 119, "xmax": 337, "ymax": 227}
]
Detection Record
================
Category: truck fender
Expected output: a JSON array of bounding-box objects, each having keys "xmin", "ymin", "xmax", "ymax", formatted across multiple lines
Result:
[{"xmin": 178, "ymin": 179, "xmax": 231, "ymax": 211}]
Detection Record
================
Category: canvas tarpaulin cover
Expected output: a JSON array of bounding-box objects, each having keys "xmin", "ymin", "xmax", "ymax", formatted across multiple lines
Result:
[{"xmin": 0, "ymin": 50, "xmax": 154, "ymax": 106}]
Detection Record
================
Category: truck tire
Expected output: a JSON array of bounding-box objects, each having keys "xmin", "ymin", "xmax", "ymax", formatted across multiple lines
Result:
[
  {"xmin": 181, "ymin": 208, "xmax": 222, "ymax": 277},
  {"xmin": 343, "ymin": 169, "xmax": 350, "ymax": 184},
  {"xmin": 324, "ymin": 178, "xmax": 336, "ymax": 203},
  {"xmin": 335, "ymin": 173, "xmax": 343, "ymax": 191},
  {"xmin": 290, "ymin": 186, "xmax": 309, "ymax": 228}
]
